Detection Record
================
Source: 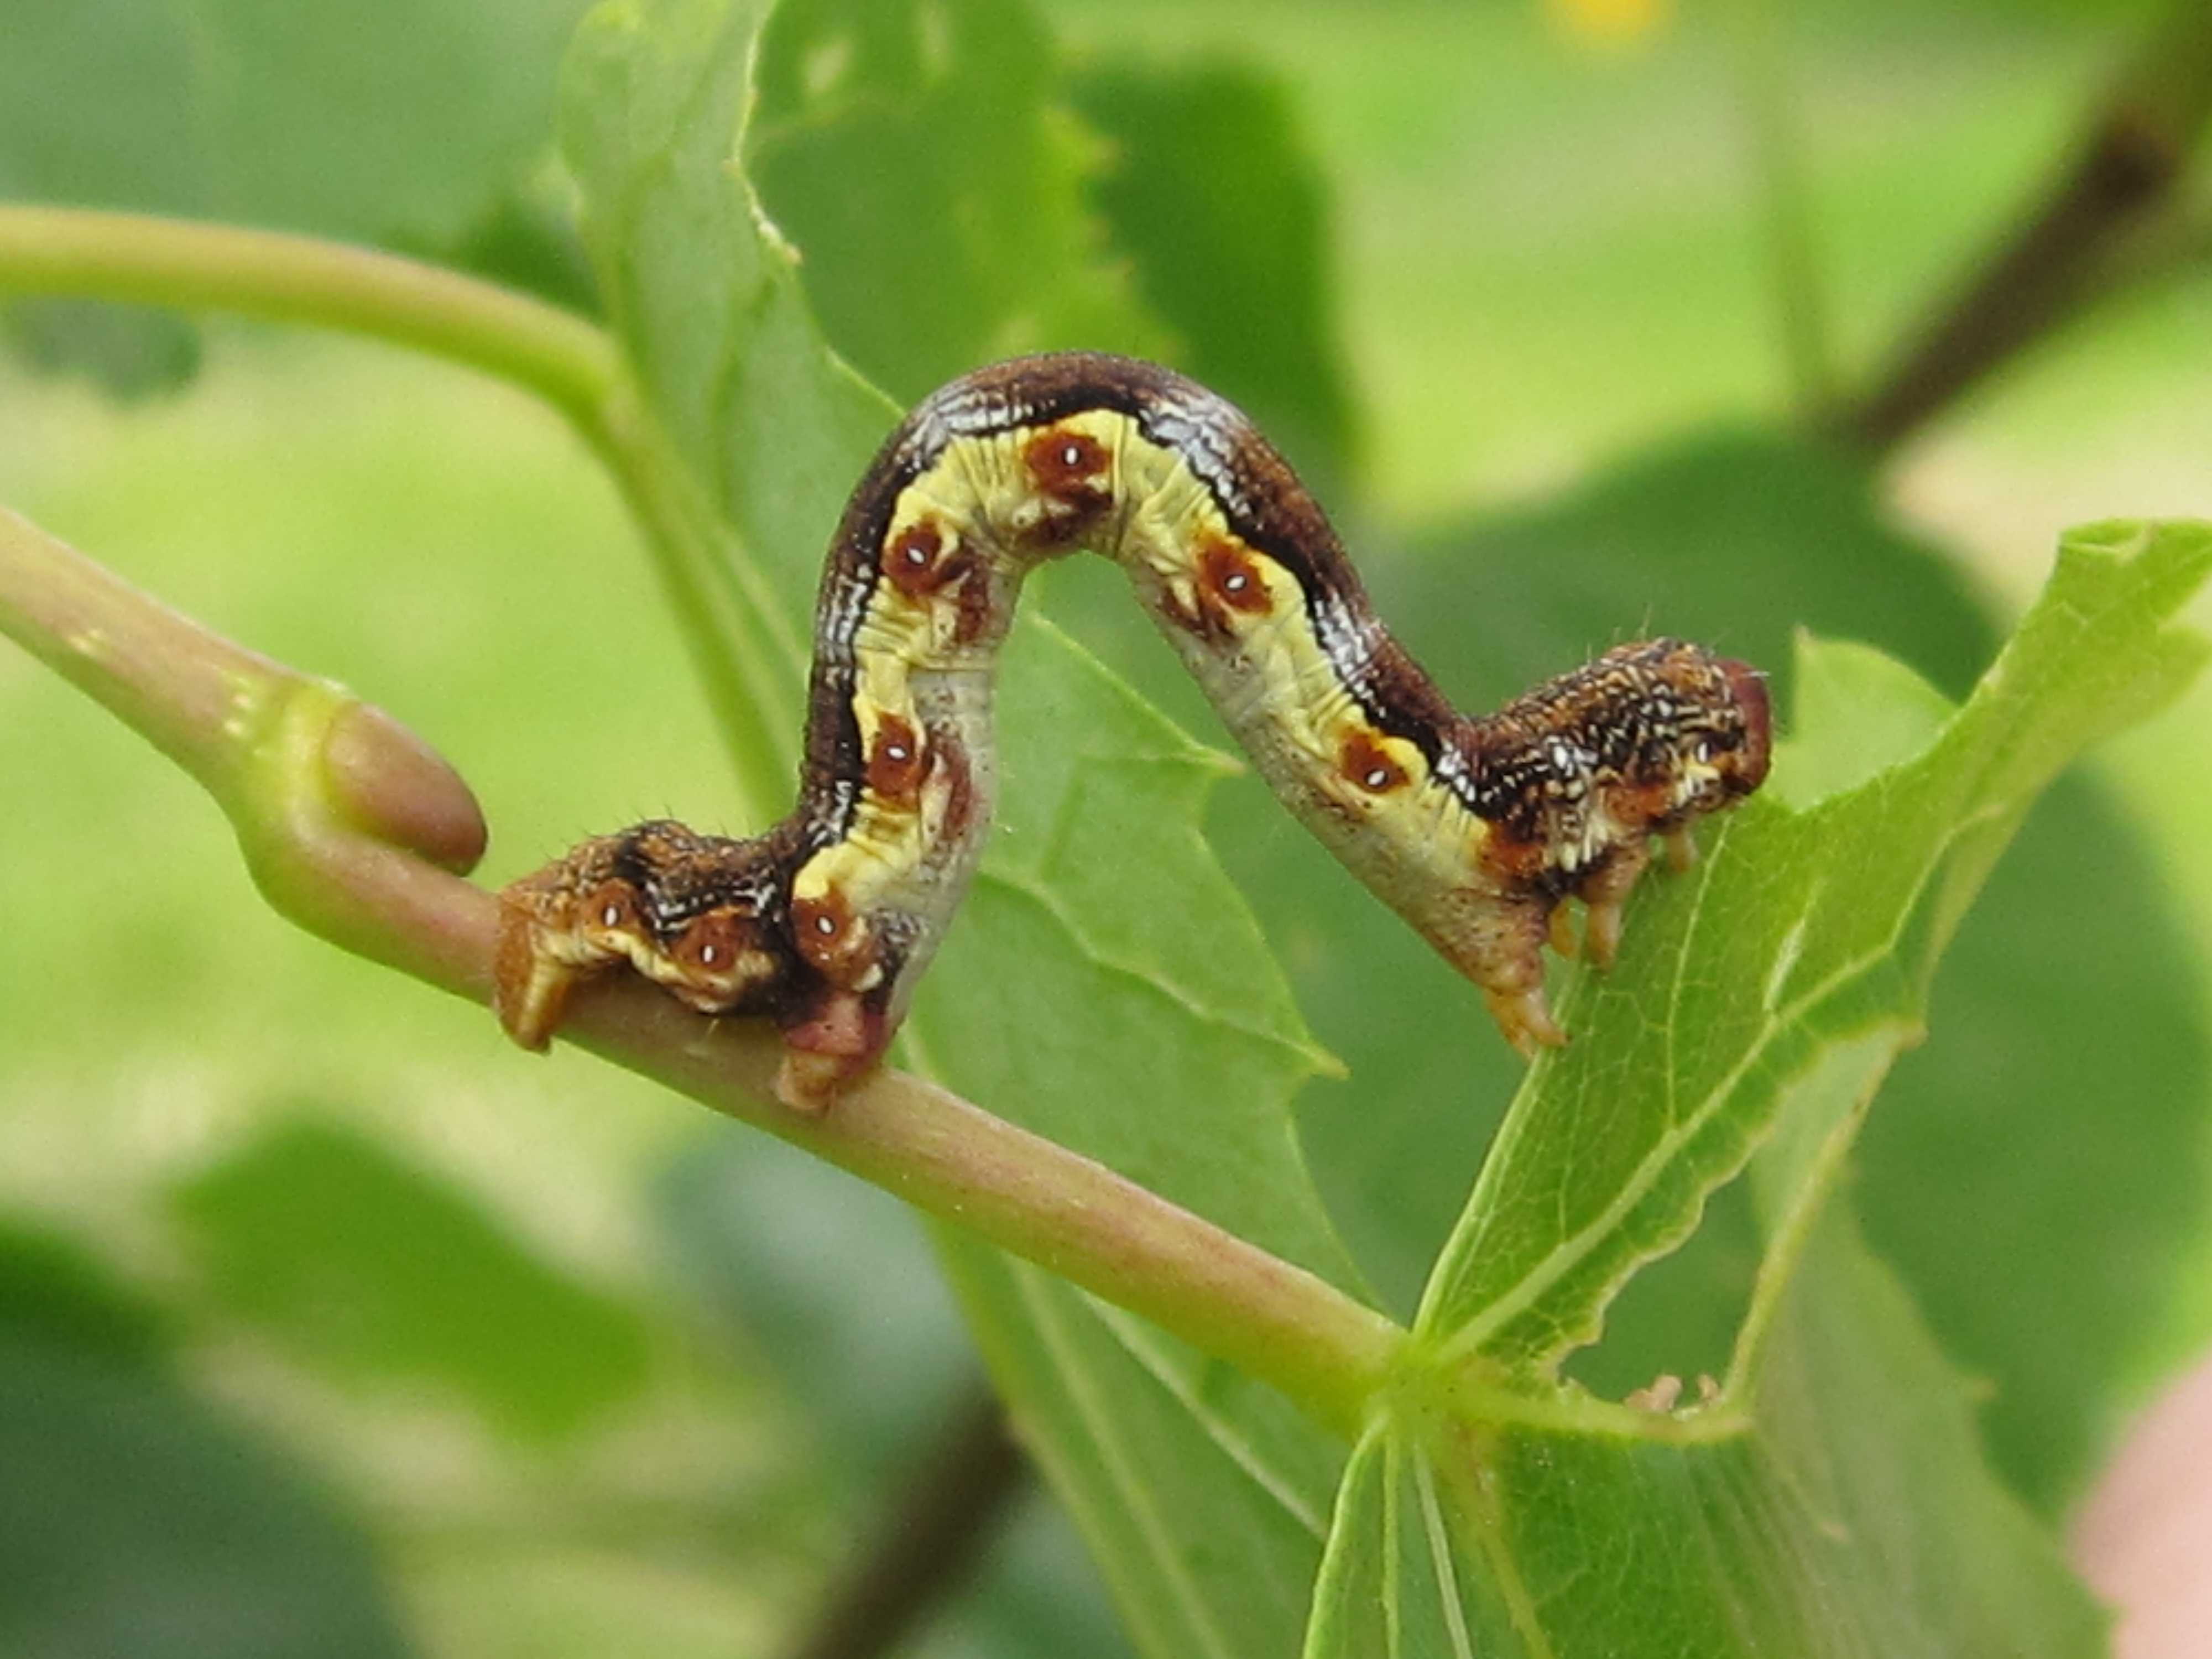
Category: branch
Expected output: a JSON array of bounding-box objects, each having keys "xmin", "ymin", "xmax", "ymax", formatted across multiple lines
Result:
[
  {"xmin": 1840, "ymin": 1, "xmax": 2212, "ymax": 457},
  {"xmin": 785, "ymin": 1381, "xmax": 1028, "ymax": 1659},
  {"xmin": 0, "ymin": 204, "xmax": 801, "ymax": 823},
  {"xmin": 0, "ymin": 505, "xmax": 1404, "ymax": 1437}
]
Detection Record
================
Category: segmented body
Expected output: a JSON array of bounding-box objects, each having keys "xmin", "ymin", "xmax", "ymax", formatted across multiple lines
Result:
[{"xmin": 494, "ymin": 353, "xmax": 1771, "ymax": 1105}]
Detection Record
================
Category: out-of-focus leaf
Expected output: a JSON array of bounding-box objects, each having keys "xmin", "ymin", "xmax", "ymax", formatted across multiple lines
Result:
[
  {"xmin": 1070, "ymin": 59, "xmax": 1358, "ymax": 492},
  {"xmin": 914, "ymin": 1485, "xmax": 1135, "ymax": 1659},
  {"xmin": 0, "ymin": 0, "xmax": 591, "ymax": 247},
  {"xmin": 2, "ymin": 299, "xmax": 202, "ymax": 400},
  {"xmin": 0, "ymin": 1215, "xmax": 171, "ymax": 1373},
  {"xmin": 745, "ymin": 0, "xmax": 1167, "ymax": 406},
  {"xmin": 0, "ymin": 1330, "xmax": 415, "ymax": 1658},
  {"xmin": 0, "ymin": 0, "xmax": 594, "ymax": 385},
  {"xmin": 168, "ymin": 1117, "xmax": 652, "ymax": 1439},
  {"xmin": 658, "ymin": 1135, "xmax": 971, "ymax": 1480},
  {"xmin": 1855, "ymin": 775, "xmax": 2211, "ymax": 1511},
  {"xmin": 434, "ymin": 180, "xmax": 603, "ymax": 319},
  {"xmin": 656, "ymin": 1137, "xmax": 1134, "ymax": 1659},
  {"xmin": 1767, "ymin": 634, "xmax": 1958, "ymax": 805}
]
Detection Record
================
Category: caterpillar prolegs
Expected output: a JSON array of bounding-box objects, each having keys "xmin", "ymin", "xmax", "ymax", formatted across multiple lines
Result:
[{"xmin": 493, "ymin": 354, "xmax": 1771, "ymax": 1107}]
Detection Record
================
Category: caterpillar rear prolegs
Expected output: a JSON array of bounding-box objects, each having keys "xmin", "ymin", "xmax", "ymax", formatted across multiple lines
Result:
[{"xmin": 493, "ymin": 354, "xmax": 1771, "ymax": 1105}]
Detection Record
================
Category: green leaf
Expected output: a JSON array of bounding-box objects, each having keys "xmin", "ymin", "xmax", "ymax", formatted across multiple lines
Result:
[
  {"xmin": 1070, "ymin": 58, "xmax": 1359, "ymax": 493},
  {"xmin": 169, "ymin": 1117, "xmax": 653, "ymax": 1439},
  {"xmin": 1856, "ymin": 764, "xmax": 2212, "ymax": 1512},
  {"xmin": 1223, "ymin": 432, "xmax": 2208, "ymax": 1517},
  {"xmin": 1420, "ymin": 520, "xmax": 2211, "ymax": 1369},
  {"xmin": 910, "ymin": 618, "xmax": 1345, "ymax": 1264},
  {"xmin": 1310, "ymin": 1208, "xmax": 2107, "ymax": 1657},
  {"xmin": 0, "ymin": 1292, "xmax": 416, "ymax": 1658},
  {"xmin": 1293, "ymin": 521, "xmax": 2208, "ymax": 1656},
  {"xmin": 0, "ymin": 1215, "xmax": 173, "ymax": 1374},
  {"xmin": 1766, "ymin": 633, "xmax": 1956, "ymax": 808},
  {"xmin": 0, "ymin": 0, "xmax": 589, "ymax": 248},
  {"xmin": 2, "ymin": 296, "xmax": 201, "ymax": 400},
  {"xmin": 745, "ymin": 0, "xmax": 1170, "ymax": 405},
  {"xmin": 944, "ymin": 1244, "xmax": 1339, "ymax": 1659}
]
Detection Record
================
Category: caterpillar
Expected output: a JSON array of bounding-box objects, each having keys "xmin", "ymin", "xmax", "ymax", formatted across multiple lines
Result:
[{"xmin": 493, "ymin": 353, "xmax": 1771, "ymax": 1107}]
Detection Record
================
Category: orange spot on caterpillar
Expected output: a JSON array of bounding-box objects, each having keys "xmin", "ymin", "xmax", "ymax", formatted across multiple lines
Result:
[
  {"xmin": 879, "ymin": 513, "xmax": 994, "ymax": 643},
  {"xmin": 791, "ymin": 886, "xmax": 875, "ymax": 985},
  {"xmin": 1199, "ymin": 536, "xmax": 1269, "ymax": 616},
  {"xmin": 1339, "ymin": 729, "xmax": 1408, "ymax": 795},
  {"xmin": 866, "ymin": 713, "xmax": 927, "ymax": 803},
  {"xmin": 649, "ymin": 905, "xmax": 782, "ymax": 1015},
  {"xmin": 1021, "ymin": 428, "xmax": 1111, "ymax": 536},
  {"xmin": 883, "ymin": 519, "xmax": 948, "ymax": 596},
  {"xmin": 580, "ymin": 880, "xmax": 641, "ymax": 940},
  {"xmin": 1024, "ymin": 427, "xmax": 1107, "ymax": 494},
  {"xmin": 672, "ymin": 908, "xmax": 745, "ymax": 973}
]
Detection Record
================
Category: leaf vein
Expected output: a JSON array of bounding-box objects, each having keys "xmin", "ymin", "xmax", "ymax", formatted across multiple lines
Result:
[
  {"xmin": 1084, "ymin": 1300, "xmax": 1332, "ymax": 1538},
  {"xmin": 1013, "ymin": 1264, "xmax": 1244, "ymax": 1659}
]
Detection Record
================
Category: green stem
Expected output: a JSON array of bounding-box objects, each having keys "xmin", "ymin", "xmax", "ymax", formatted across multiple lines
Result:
[
  {"xmin": 0, "ymin": 505, "xmax": 1405, "ymax": 1436},
  {"xmin": 0, "ymin": 205, "xmax": 615, "ymax": 423},
  {"xmin": 0, "ymin": 204, "xmax": 795, "ymax": 821}
]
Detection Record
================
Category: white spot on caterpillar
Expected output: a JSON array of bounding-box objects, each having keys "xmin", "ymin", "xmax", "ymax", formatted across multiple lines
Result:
[
  {"xmin": 601, "ymin": 904, "xmax": 620, "ymax": 926},
  {"xmin": 701, "ymin": 945, "xmax": 720, "ymax": 965},
  {"xmin": 1364, "ymin": 768, "xmax": 1390, "ymax": 789},
  {"xmin": 816, "ymin": 914, "xmax": 837, "ymax": 935}
]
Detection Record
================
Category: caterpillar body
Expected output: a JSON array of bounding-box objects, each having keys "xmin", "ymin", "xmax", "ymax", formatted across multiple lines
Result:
[{"xmin": 494, "ymin": 353, "xmax": 1771, "ymax": 1107}]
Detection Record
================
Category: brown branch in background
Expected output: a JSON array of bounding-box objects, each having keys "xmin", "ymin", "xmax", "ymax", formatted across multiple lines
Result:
[
  {"xmin": 1841, "ymin": 1, "xmax": 2212, "ymax": 459},
  {"xmin": 787, "ymin": 1381, "xmax": 1029, "ymax": 1659}
]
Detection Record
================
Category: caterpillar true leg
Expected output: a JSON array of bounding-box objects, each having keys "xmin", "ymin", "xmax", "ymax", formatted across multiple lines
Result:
[{"xmin": 494, "ymin": 353, "xmax": 1771, "ymax": 1107}]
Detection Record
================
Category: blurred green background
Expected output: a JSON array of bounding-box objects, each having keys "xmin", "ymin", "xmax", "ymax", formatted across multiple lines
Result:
[{"xmin": 4, "ymin": 0, "xmax": 2212, "ymax": 1653}]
